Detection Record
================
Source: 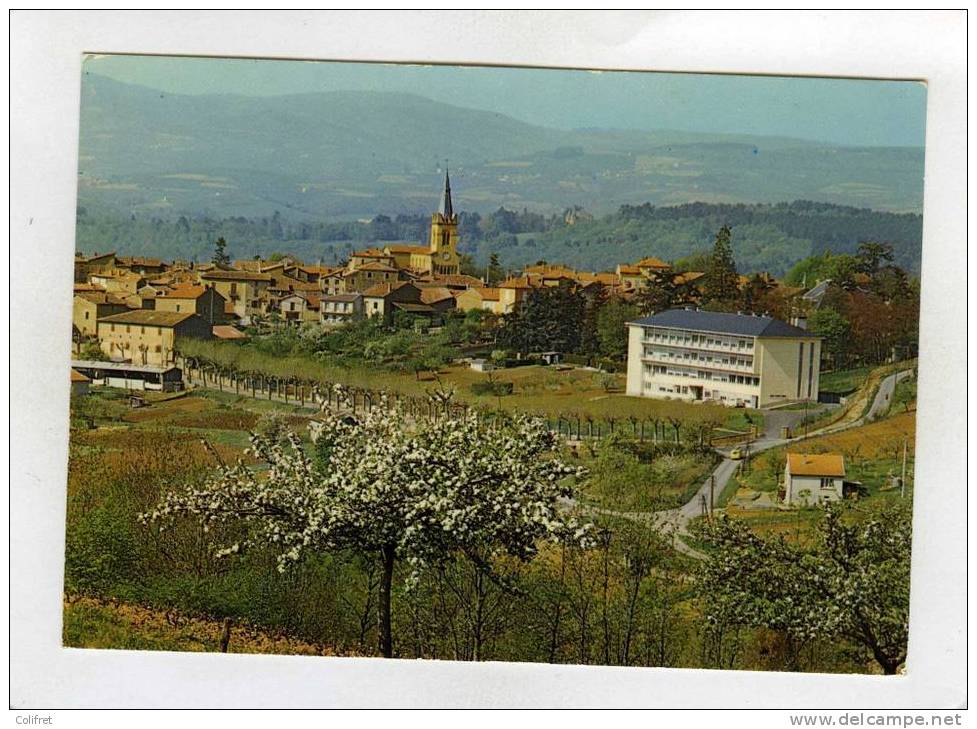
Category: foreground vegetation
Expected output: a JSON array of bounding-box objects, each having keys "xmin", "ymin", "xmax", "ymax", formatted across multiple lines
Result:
[{"xmin": 65, "ymin": 387, "xmax": 908, "ymax": 673}]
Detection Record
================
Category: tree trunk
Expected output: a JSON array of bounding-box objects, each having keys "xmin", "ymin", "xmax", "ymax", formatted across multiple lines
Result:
[{"xmin": 378, "ymin": 544, "xmax": 396, "ymax": 658}]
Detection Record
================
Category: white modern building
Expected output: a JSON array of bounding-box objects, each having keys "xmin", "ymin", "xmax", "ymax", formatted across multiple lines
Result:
[{"xmin": 625, "ymin": 308, "xmax": 821, "ymax": 408}]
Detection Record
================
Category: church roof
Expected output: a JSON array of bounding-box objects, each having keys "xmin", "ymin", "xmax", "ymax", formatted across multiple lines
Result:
[{"xmin": 437, "ymin": 170, "xmax": 454, "ymax": 218}]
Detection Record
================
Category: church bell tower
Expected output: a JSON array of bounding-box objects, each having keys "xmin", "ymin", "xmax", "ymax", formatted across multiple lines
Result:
[{"xmin": 429, "ymin": 171, "xmax": 460, "ymax": 275}]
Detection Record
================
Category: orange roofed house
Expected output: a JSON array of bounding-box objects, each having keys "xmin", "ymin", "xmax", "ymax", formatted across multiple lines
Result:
[
  {"xmin": 154, "ymin": 284, "xmax": 227, "ymax": 325},
  {"xmin": 199, "ymin": 269, "xmax": 272, "ymax": 325},
  {"xmin": 97, "ymin": 310, "xmax": 213, "ymax": 367},
  {"xmin": 784, "ymin": 453, "xmax": 846, "ymax": 506}
]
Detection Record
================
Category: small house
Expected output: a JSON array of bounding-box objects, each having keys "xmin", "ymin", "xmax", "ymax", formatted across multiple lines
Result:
[
  {"xmin": 784, "ymin": 453, "xmax": 846, "ymax": 506},
  {"xmin": 70, "ymin": 368, "xmax": 91, "ymax": 396},
  {"xmin": 470, "ymin": 358, "xmax": 494, "ymax": 373}
]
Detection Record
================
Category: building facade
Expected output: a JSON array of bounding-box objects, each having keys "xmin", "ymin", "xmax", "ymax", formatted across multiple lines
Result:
[
  {"xmin": 625, "ymin": 308, "xmax": 821, "ymax": 408},
  {"xmin": 73, "ymin": 292, "xmax": 130, "ymax": 339},
  {"xmin": 321, "ymin": 294, "xmax": 364, "ymax": 327},
  {"xmin": 154, "ymin": 284, "xmax": 227, "ymax": 325},
  {"xmin": 199, "ymin": 270, "xmax": 273, "ymax": 324},
  {"xmin": 97, "ymin": 310, "xmax": 212, "ymax": 366}
]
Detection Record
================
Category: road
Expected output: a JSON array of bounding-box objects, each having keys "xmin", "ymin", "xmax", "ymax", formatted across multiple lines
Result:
[{"xmin": 591, "ymin": 368, "xmax": 913, "ymax": 559}]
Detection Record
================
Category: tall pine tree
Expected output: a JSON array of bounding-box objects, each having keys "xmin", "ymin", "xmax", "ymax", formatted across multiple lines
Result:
[
  {"xmin": 212, "ymin": 236, "xmax": 231, "ymax": 267},
  {"xmin": 702, "ymin": 225, "xmax": 739, "ymax": 310}
]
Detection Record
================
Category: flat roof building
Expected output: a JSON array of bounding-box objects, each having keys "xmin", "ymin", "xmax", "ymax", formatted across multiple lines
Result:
[{"xmin": 625, "ymin": 308, "xmax": 821, "ymax": 408}]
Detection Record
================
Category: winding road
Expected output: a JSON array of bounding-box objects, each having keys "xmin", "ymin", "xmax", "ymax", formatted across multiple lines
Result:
[{"xmin": 592, "ymin": 368, "xmax": 914, "ymax": 559}]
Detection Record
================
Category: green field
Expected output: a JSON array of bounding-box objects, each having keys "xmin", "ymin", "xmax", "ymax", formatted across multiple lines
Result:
[
  {"xmin": 177, "ymin": 338, "xmax": 760, "ymax": 435},
  {"xmin": 818, "ymin": 366, "xmax": 873, "ymax": 395}
]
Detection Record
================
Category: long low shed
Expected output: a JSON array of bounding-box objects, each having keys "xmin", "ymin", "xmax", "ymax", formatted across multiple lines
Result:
[{"xmin": 70, "ymin": 360, "xmax": 184, "ymax": 392}]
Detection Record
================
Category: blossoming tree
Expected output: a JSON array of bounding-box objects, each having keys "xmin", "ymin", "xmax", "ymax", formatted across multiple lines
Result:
[
  {"xmin": 695, "ymin": 501, "xmax": 911, "ymax": 674},
  {"xmin": 143, "ymin": 399, "xmax": 592, "ymax": 657}
]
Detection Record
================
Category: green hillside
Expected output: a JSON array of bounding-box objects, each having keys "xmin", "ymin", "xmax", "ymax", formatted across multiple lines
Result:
[
  {"xmin": 77, "ymin": 73, "xmax": 925, "ymax": 220},
  {"xmin": 76, "ymin": 200, "xmax": 922, "ymax": 277}
]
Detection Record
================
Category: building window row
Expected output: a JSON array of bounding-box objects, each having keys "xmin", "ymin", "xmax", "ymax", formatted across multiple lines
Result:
[
  {"xmin": 642, "ymin": 327, "xmax": 753, "ymax": 351},
  {"xmin": 643, "ymin": 346, "xmax": 753, "ymax": 370},
  {"xmin": 645, "ymin": 363, "xmax": 759, "ymax": 387}
]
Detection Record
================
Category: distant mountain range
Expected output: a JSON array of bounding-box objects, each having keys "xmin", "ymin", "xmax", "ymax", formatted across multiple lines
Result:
[{"xmin": 77, "ymin": 73, "xmax": 925, "ymax": 220}]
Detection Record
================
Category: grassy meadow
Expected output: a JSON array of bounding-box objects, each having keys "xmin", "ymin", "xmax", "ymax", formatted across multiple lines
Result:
[{"xmin": 177, "ymin": 337, "xmax": 759, "ymax": 434}]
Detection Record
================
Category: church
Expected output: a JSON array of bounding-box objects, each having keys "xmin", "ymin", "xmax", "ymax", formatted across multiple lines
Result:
[{"xmin": 382, "ymin": 172, "xmax": 461, "ymax": 277}]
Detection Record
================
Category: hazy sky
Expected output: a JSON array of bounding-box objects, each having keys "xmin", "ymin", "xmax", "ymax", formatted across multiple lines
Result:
[{"xmin": 84, "ymin": 54, "xmax": 927, "ymax": 148}]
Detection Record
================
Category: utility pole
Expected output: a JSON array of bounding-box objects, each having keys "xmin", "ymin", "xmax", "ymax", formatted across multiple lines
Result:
[
  {"xmin": 709, "ymin": 475, "xmax": 715, "ymax": 517},
  {"xmin": 901, "ymin": 437, "xmax": 908, "ymax": 498}
]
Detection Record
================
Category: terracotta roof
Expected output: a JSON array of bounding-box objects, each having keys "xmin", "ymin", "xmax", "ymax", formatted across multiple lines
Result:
[
  {"xmin": 478, "ymin": 287, "xmax": 501, "ymax": 302},
  {"xmin": 419, "ymin": 287, "xmax": 454, "ymax": 304},
  {"xmin": 384, "ymin": 244, "xmax": 430, "ymax": 255},
  {"xmin": 160, "ymin": 284, "xmax": 208, "ymax": 300},
  {"xmin": 636, "ymin": 257, "xmax": 671, "ymax": 269},
  {"xmin": 351, "ymin": 248, "xmax": 391, "ymax": 258},
  {"xmin": 299, "ymin": 265, "xmax": 340, "ymax": 275},
  {"xmin": 323, "ymin": 293, "xmax": 362, "ymax": 302},
  {"xmin": 356, "ymin": 261, "xmax": 400, "ymax": 273},
  {"xmin": 98, "ymin": 310, "xmax": 199, "ymax": 327},
  {"xmin": 117, "ymin": 256, "xmax": 165, "ymax": 268},
  {"xmin": 212, "ymin": 325, "xmax": 248, "ymax": 340},
  {"xmin": 70, "ymin": 368, "xmax": 91, "ymax": 383},
  {"xmin": 675, "ymin": 271, "xmax": 705, "ymax": 285},
  {"xmin": 417, "ymin": 273, "xmax": 484, "ymax": 288},
  {"xmin": 524, "ymin": 264, "xmax": 576, "ymax": 276},
  {"xmin": 76, "ymin": 251, "xmax": 116, "ymax": 263},
  {"xmin": 499, "ymin": 277, "xmax": 536, "ymax": 290},
  {"xmin": 787, "ymin": 453, "xmax": 846, "ymax": 478},
  {"xmin": 362, "ymin": 281, "xmax": 412, "ymax": 298},
  {"xmin": 617, "ymin": 265, "xmax": 642, "ymax": 276},
  {"xmin": 231, "ymin": 260, "xmax": 266, "ymax": 272},
  {"xmin": 201, "ymin": 270, "xmax": 273, "ymax": 282},
  {"xmin": 75, "ymin": 291, "xmax": 129, "ymax": 306}
]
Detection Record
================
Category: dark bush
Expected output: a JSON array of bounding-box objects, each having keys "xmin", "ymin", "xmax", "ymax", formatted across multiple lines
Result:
[{"xmin": 470, "ymin": 381, "xmax": 514, "ymax": 397}]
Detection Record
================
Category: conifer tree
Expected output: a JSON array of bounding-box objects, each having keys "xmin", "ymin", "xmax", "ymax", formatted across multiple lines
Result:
[
  {"xmin": 702, "ymin": 225, "xmax": 739, "ymax": 309},
  {"xmin": 212, "ymin": 236, "xmax": 231, "ymax": 267}
]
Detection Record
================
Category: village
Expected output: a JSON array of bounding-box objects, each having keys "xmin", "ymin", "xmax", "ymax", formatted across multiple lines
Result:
[
  {"xmin": 49, "ymin": 40, "xmax": 928, "ymax": 676},
  {"xmin": 70, "ymin": 174, "xmax": 916, "ymax": 516}
]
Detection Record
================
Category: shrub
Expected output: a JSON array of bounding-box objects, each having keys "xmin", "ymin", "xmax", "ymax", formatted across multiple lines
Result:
[
  {"xmin": 65, "ymin": 504, "xmax": 142, "ymax": 593},
  {"xmin": 470, "ymin": 381, "xmax": 514, "ymax": 397},
  {"xmin": 562, "ymin": 353, "xmax": 591, "ymax": 366}
]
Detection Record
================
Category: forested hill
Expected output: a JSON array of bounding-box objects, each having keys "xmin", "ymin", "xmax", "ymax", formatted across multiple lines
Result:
[
  {"xmin": 498, "ymin": 200, "xmax": 923, "ymax": 275},
  {"xmin": 75, "ymin": 200, "xmax": 922, "ymax": 277},
  {"xmin": 78, "ymin": 74, "xmax": 924, "ymax": 218}
]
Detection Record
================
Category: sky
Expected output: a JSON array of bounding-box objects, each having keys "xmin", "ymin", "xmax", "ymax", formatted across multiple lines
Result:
[{"xmin": 83, "ymin": 54, "xmax": 927, "ymax": 148}]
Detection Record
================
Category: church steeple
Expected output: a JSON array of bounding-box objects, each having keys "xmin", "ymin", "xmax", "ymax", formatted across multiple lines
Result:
[
  {"xmin": 437, "ymin": 170, "xmax": 454, "ymax": 219},
  {"xmin": 429, "ymin": 171, "xmax": 460, "ymax": 276}
]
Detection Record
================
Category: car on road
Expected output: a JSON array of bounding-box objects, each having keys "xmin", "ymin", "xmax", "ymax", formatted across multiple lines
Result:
[{"xmin": 729, "ymin": 447, "xmax": 744, "ymax": 460}]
